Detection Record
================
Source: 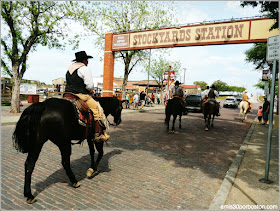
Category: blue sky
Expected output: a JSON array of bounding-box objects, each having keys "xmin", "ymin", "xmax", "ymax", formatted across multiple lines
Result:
[{"xmin": 10, "ymin": 1, "xmax": 267, "ymax": 95}]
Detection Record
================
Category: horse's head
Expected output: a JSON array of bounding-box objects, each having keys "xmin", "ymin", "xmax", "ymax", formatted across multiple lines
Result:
[{"xmin": 110, "ymin": 99, "xmax": 124, "ymax": 126}]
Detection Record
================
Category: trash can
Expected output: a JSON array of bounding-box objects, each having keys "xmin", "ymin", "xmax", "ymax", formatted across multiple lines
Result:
[{"xmin": 27, "ymin": 94, "xmax": 39, "ymax": 103}]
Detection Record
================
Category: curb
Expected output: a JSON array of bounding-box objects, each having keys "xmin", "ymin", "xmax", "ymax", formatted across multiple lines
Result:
[{"xmin": 209, "ymin": 116, "xmax": 257, "ymax": 210}]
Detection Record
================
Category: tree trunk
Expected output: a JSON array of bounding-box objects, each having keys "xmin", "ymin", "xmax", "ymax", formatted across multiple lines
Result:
[
  {"xmin": 10, "ymin": 72, "xmax": 21, "ymax": 113},
  {"xmin": 121, "ymin": 71, "xmax": 129, "ymax": 100}
]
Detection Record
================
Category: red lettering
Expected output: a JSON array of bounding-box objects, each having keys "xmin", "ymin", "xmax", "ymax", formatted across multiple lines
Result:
[
  {"xmin": 179, "ymin": 30, "xmax": 185, "ymax": 41},
  {"xmin": 221, "ymin": 26, "xmax": 227, "ymax": 38},
  {"xmin": 227, "ymin": 25, "xmax": 233, "ymax": 38},
  {"xmin": 152, "ymin": 33, "xmax": 158, "ymax": 43},
  {"xmin": 142, "ymin": 34, "xmax": 147, "ymax": 44},
  {"xmin": 172, "ymin": 31, "xmax": 178, "ymax": 42},
  {"xmin": 164, "ymin": 31, "xmax": 171, "ymax": 42},
  {"xmin": 185, "ymin": 29, "xmax": 191, "ymax": 41},
  {"xmin": 206, "ymin": 27, "xmax": 215, "ymax": 39},
  {"xmin": 159, "ymin": 32, "xmax": 165, "ymax": 43},
  {"xmin": 201, "ymin": 28, "xmax": 207, "ymax": 40},
  {"xmin": 215, "ymin": 26, "xmax": 221, "ymax": 39},
  {"xmin": 147, "ymin": 34, "xmax": 151, "ymax": 44},
  {"xmin": 133, "ymin": 35, "xmax": 137, "ymax": 45},
  {"xmin": 138, "ymin": 34, "xmax": 142, "ymax": 44},
  {"xmin": 234, "ymin": 24, "xmax": 244, "ymax": 38},
  {"xmin": 195, "ymin": 28, "xmax": 201, "ymax": 40}
]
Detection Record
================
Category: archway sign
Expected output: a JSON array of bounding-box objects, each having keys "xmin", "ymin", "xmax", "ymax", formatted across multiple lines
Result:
[{"xmin": 102, "ymin": 17, "xmax": 279, "ymax": 97}]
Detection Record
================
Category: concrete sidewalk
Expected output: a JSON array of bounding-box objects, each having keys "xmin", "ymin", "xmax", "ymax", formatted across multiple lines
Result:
[
  {"xmin": 210, "ymin": 116, "xmax": 279, "ymax": 210},
  {"xmin": 1, "ymin": 101, "xmax": 279, "ymax": 210}
]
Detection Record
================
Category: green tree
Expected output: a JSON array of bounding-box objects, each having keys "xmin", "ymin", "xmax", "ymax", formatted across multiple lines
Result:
[
  {"xmin": 228, "ymin": 86, "xmax": 246, "ymax": 94},
  {"xmin": 193, "ymin": 81, "xmax": 208, "ymax": 91},
  {"xmin": 145, "ymin": 57, "xmax": 181, "ymax": 92},
  {"xmin": 211, "ymin": 80, "xmax": 228, "ymax": 92},
  {"xmin": 80, "ymin": 1, "xmax": 177, "ymax": 99},
  {"xmin": 1, "ymin": 1, "xmax": 83, "ymax": 113},
  {"xmin": 241, "ymin": 1, "xmax": 279, "ymax": 71},
  {"xmin": 241, "ymin": 1, "xmax": 279, "ymax": 30}
]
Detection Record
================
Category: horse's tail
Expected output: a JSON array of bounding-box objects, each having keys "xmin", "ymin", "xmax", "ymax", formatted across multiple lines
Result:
[{"xmin": 13, "ymin": 102, "xmax": 46, "ymax": 153}]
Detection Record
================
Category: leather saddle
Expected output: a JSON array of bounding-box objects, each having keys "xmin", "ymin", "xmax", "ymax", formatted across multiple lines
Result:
[{"xmin": 63, "ymin": 92, "xmax": 94, "ymax": 128}]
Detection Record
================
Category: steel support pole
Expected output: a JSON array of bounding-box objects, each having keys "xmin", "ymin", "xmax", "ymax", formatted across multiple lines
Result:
[{"xmin": 263, "ymin": 59, "xmax": 277, "ymax": 182}]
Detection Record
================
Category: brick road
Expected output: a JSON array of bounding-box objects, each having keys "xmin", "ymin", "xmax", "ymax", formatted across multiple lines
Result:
[{"xmin": 1, "ymin": 107, "xmax": 255, "ymax": 210}]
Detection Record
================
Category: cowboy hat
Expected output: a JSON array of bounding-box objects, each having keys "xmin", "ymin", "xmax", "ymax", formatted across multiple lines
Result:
[
  {"xmin": 210, "ymin": 84, "xmax": 216, "ymax": 89},
  {"xmin": 72, "ymin": 51, "xmax": 93, "ymax": 62},
  {"xmin": 175, "ymin": 80, "xmax": 181, "ymax": 85},
  {"xmin": 244, "ymin": 90, "xmax": 248, "ymax": 93}
]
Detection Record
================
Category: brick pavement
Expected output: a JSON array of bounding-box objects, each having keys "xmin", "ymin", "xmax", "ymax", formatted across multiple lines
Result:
[{"xmin": 1, "ymin": 103, "xmax": 258, "ymax": 210}]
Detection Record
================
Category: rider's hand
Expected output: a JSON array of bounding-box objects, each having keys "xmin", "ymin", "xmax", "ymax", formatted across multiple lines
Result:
[{"xmin": 92, "ymin": 90, "xmax": 96, "ymax": 94}]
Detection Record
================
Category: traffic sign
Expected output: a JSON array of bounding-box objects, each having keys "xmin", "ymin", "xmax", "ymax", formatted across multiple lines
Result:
[{"xmin": 266, "ymin": 35, "xmax": 279, "ymax": 62}]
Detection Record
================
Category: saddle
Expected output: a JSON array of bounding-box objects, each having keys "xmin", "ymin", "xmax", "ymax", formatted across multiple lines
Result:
[{"xmin": 63, "ymin": 92, "xmax": 94, "ymax": 128}]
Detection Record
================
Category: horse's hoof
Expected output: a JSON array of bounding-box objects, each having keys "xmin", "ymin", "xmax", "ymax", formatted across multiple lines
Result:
[
  {"xmin": 171, "ymin": 130, "xmax": 175, "ymax": 134},
  {"xmin": 73, "ymin": 182, "xmax": 81, "ymax": 188},
  {"xmin": 205, "ymin": 128, "xmax": 209, "ymax": 131},
  {"xmin": 86, "ymin": 168, "xmax": 94, "ymax": 178},
  {"xmin": 27, "ymin": 198, "xmax": 37, "ymax": 204}
]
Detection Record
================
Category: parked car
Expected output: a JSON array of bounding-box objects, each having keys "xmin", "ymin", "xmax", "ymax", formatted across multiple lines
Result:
[
  {"xmin": 235, "ymin": 95, "xmax": 242, "ymax": 104},
  {"xmin": 185, "ymin": 94, "xmax": 202, "ymax": 112},
  {"xmin": 223, "ymin": 97, "xmax": 238, "ymax": 108}
]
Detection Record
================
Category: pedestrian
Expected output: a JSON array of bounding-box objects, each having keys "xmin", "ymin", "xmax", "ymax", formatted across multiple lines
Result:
[
  {"xmin": 65, "ymin": 51, "xmax": 110, "ymax": 141},
  {"xmin": 258, "ymin": 106, "xmax": 263, "ymax": 124},
  {"xmin": 262, "ymin": 97, "xmax": 270, "ymax": 125},
  {"xmin": 125, "ymin": 93, "xmax": 130, "ymax": 109},
  {"xmin": 151, "ymin": 93, "xmax": 155, "ymax": 104},
  {"xmin": 140, "ymin": 91, "xmax": 146, "ymax": 109},
  {"xmin": 157, "ymin": 93, "xmax": 161, "ymax": 104},
  {"xmin": 133, "ymin": 93, "xmax": 139, "ymax": 109}
]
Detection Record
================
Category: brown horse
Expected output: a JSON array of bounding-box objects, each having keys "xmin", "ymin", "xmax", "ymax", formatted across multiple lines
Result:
[{"xmin": 202, "ymin": 99, "xmax": 218, "ymax": 131}]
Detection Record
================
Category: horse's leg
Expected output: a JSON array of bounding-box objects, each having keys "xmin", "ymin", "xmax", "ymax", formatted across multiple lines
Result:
[
  {"xmin": 211, "ymin": 115, "xmax": 215, "ymax": 127},
  {"xmin": 24, "ymin": 151, "xmax": 41, "ymax": 204},
  {"xmin": 86, "ymin": 138, "xmax": 97, "ymax": 178},
  {"xmin": 94, "ymin": 141, "xmax": 104, "ymax": 171},
  {"xmin": 204, "ymin": 114, "xmax": 209, "ymax": 131},
  {"xmin": 59, "ymin": 144, "xmax": 80, "ymax": 188},
  {"xmin": 179, "ymin": 114, "xmax": 182, "ymax": 129},
  {"xmin": 165, "ymin": 115, "xmax": 170, "ymax": 132},
  {"xmin": 172, "ymin": 114, "xmax": 177, "ymax": 133}
]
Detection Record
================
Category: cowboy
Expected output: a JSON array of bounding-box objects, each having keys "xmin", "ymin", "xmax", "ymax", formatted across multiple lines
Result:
[
  {"xmin": 65, "ymin": 51, "xmax": 110, "ymax": 141},
  {"xmin": 171, "ymin": 80, "xmax": 187, "ymax": 111},
  {"xmin": 205, "ymin": 85, "xmax": 220, "ymax": 116},
  {"xmin": 242, "ymin": 90, "xmax": 252, "ymax": 111}
]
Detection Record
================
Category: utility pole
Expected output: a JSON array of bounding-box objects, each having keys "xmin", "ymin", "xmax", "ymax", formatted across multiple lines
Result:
[
  {"xmin": 147, "ymin": 49, "xmax": 151, "ymax": 95},
  {"xmin": 183, "ymin": 68, "xmax": 186, "ymax": 84}
]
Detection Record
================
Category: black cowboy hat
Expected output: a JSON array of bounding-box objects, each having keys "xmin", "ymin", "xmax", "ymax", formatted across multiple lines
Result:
[
  {"xmin": 175, "ymin": 80, "xmax": 181, "ymax": 85},
  {"xmin": 210, "ymin": 84, "xmax": 216, "ymax": 89},
  {"xmin": 72, "ymin": 51, "xmax": 93, "ymax": 62}
]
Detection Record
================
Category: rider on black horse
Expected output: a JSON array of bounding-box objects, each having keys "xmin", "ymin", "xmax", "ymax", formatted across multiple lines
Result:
[
  {"xmin": 171, "ymin": 80, "xmax": 187, "ymax": 113},
  {"xmin": 203, "ymin": 85, "xmax": 220, "ymax": 116},
  {"xmin": 65, "ymin": 51, "xmax": 110, "ymax": 141}
]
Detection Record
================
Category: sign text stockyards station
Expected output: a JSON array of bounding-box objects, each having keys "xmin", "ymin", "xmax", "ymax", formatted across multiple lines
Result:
[{"xmin": 111, "ymin": 18, "xmax": 279, "ymax": 51}]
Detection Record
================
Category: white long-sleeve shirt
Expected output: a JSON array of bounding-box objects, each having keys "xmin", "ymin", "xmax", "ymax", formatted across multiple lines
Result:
[{"xmin": 68, "ymin": 62, "xmax": 94, "ymax": 91}]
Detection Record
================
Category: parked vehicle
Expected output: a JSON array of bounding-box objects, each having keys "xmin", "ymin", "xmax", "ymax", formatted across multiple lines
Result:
[
  {"xmin": 235, "ymin": 95, "xmax": 242, "ymax": 104},
  {"xmin": 223, "ymin": 97, "xmax": 238, "ymax": 108},
  {"xmin": 185, "ymin": 94, "xmax": 202, "ymax": 112}
]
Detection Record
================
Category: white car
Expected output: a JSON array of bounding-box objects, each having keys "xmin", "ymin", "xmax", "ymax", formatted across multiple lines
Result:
[{"xmin": 223, "ymin": 97, "xmax": 238, "ymax": 108}]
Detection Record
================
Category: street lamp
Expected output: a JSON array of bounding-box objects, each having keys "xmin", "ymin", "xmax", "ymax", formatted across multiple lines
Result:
[{"xmin": 183, "ymin": 68, "xmax": 186, "ymax": 84}]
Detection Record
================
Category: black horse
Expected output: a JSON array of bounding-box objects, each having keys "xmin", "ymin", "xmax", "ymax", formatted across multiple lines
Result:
[
  {"xmin": 202, "ymin": 99, "xmax": 218, "ymax": 131},
  {"xmin": 165, "ymin": 97, "xmax": 186, "ymax": 133},
  {"xmin": 13, "ymin": 97, "xmax": 123, "ymax": 204}
]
